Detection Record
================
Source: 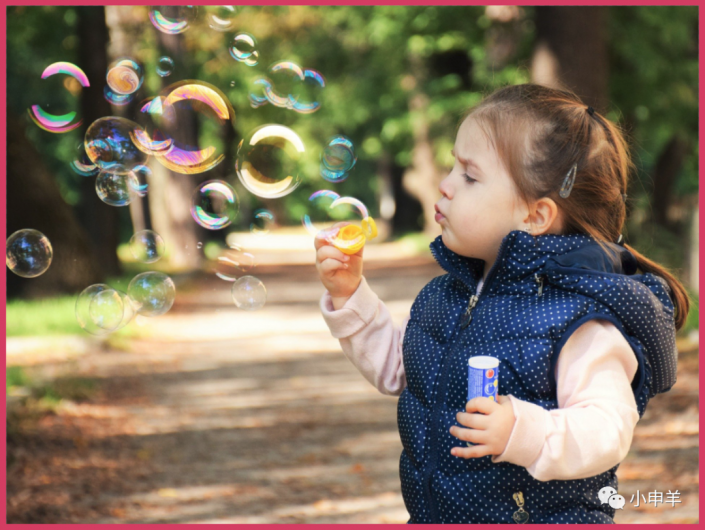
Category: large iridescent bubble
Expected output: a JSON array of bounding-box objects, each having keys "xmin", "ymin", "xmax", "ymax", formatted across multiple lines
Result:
[
  {"xmin": 139, "ymin": 81, "xmax": 235, "ymax": 174},
  {"xmin": 236, "ymin": 124, "xmax": 304, "ymax": 199},
  {"xmin": 127, "ymin": 271, "xmax": 176, "ymax": 317},
  {"xmin": 85, "ymin": 117, "xmax": 149, "ymax": 173},
  {"xmin": 6, "ymin": 229, "xmax": 53, "ymax": 278},
  {"xmin": 149, "ymin": 6, "xmax": 198, "ymax": 34},
  {"xmin": 191, "ymin": 180, "xmax": 240, "ymax": 230},
  {"xmin": 28, "ymin": 62, "xmax": 89, "ymax": 133}
]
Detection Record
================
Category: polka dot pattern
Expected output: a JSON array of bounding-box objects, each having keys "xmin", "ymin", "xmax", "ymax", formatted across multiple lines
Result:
[{"xmin": 398, "ymin": 230, "xmax": 677, "ymax": 523}]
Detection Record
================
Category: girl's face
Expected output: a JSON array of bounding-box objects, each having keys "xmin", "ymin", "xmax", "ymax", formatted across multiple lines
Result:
[{"xmin": 435, "ymin": 117, "xmax": 528, "ymax": 278}]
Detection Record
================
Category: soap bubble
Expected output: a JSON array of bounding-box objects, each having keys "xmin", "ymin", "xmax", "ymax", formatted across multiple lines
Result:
[
  {"xmin": 321, "ymin": 135, "xmax": 357, "ymax": 182},
  {"xmin": 40, "ymin": 61, "xmax": 90, "ymax": 87},
  {"xmin": 215, "ymin": 244, "xmax": 255, "ymax": 281},
  {"xmin": 206, "ymin": 5, "xmax": 238, "ymax": 31},
  {"xmin": 85, "ymin": 117, "xmax": 149, "ymax": 173},
  {"xmin": 291, "ymin": 68, "xmax": 326, "ymax": 114},
  {"xmin": 231, "ymin": 275, "xmax": 266, "ymax": 311},
  {"xmin": 88, "ymin": 288, "xmax": 125, "ymax": 332},
  {"xmin": 301, "ymin": 190, "xmax": 342, "ymax": 236},
  {"xmin": 303, "ymin": 192, "xmax": 374, "ymax": 253},
  {"xmin": 230, "ymin": 33, "xmax": 259, "ymax": 66},
  {"xmin": 104, "ymin": 85, "xmax": 134, "ymax": 106},
  {"xmin": 140, "ymin": 81, "xmax": 234, "ymax": 174},
  {"xmin": 128, "ymin": 271, "xmax": 176, "ymax": 317},
  {"xmin": 236, "ymin": 124, "xmax": 304, "ymax": 199},
  {"xmin": 156, "ymin": 56, "xmax": 174, "ymax": 77},
  {"xmin": 95, "ymin": 167, "xmax": 141, "ymax": 206},
  {"xmin": 106, "ymin": 58, "xmax": 143, "ymax": 95},
  {"xmin": 28, "ymin": 62, "xmax": 89, "ymax": 133},
  {"xmin": 71, "ymin": 142, "xmax": 99, "ymax": 177},
  {"xmin": 250, "ymin": 62, "xmax": 325, "ymax": 114},
  {"xmin": 149, "ymin": 6, "xmax": 198, "ymax": 34},
  {"xmin": 250, "ymin": 209, "xmax": 275, "ymax": 235},
  {"xmin": 129, "ymin": 230, "xmax": 165, "ymax": 263},
  {"xmin": 129, "ymin": 165, "xmax": 151, "ymax": 197},
  {"xmin": 76, "ymin": 284, "xmax": 134, "ymax": 335},
  {"xmin": 191, "ymin": 180, "xmax": 239, "ymax": 230},
  {"xmin": 6, "ymin": 229, "xmax": 53, "ymax": 278}
]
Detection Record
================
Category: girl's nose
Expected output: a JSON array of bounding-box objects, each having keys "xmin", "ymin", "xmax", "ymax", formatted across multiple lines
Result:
[{"xmin": 439, "ymin": 175, "xmax": 453, "ymax": 199}]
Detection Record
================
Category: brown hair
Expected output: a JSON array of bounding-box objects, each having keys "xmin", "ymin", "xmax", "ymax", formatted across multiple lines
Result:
[{"xmin": 463, "ymin": 83, "xmax": 690, "ymax": 330}]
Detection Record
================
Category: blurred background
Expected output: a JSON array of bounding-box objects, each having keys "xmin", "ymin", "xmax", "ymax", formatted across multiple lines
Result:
[{"xmin": 5, "ymin": 5, "xmax": 699, "ymax": 523}]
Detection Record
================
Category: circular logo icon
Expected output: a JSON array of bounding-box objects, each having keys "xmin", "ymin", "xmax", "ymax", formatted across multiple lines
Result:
[
  {"xmin": 485, "ymin": 383, "xmax": 496, "ymax": 395},
  {"xmin": 486, "ymin": 369, "xmax": 494, "ymax": 378}
]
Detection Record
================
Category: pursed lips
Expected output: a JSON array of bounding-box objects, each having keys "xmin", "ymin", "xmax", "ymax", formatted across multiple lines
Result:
[{"xmin": 434, "ymin": 204, "xmax": 445, "ymax": 223}]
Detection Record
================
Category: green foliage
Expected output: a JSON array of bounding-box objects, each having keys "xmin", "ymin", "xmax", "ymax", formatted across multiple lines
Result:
[
  {"xmin": 6, "ymin": 5, "xmax": 698, "ymax": 264},
  {"xmin": 610, "ymin": 6, "xmax": 698, "ymax": 196}
]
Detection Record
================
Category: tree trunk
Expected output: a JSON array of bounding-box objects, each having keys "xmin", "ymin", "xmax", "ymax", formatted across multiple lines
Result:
[
  {"xmin": 76, "ymin": 5, "xmax": 122, "ymax": 277},
  {"xmin": 531, "ymin": 6, "xmax": 608, "ymax": 111},
  {"xmin": 651, "ymin": 133, "xmax": 690, "ymax": 229},
  {"xmin": 6, "ymin": 113, "xmax": 102, "ymax": 299},
  {"xmin": 147, "ymin": 28, "xmax": 207, "ymax": 270}
]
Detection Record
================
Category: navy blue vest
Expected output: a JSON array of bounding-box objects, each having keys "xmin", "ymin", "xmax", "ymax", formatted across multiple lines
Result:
[{"xmin": 399, "ymin": 230, "xmax": 677, "ymax": 524}]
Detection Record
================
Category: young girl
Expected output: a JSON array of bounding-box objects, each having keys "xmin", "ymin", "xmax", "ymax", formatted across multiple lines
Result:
[{"xmin": 315, "ymin": 84, "xmax": 689, "ymax": 524}]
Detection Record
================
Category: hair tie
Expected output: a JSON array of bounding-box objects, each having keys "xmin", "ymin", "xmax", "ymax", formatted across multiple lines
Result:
[{"xmin": 586, "ymin": 106, "xmax": 595, "ymax": 116}]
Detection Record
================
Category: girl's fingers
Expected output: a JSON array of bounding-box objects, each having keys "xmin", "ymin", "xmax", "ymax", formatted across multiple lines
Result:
[
  {"xmin": 451, "ymin": 442, "xmax": 493, "ymax": 459},
  {"xmin": 319, "ymin": 258, "xmax": 348, "ymax": 274},
  {"xmin": 456, "ymin": 411, "xmax": 489, "ymax": 430},
  {"xmin": 465, "ymin": 397, "xmax": 498, "ymax": 415},
  {"xmin": 317, "ymin": 244, "xmax": 349, "ymax": 264},
  {"xmin": 450, "ymin": 426, "xmax": 488, "ymax": 445}
]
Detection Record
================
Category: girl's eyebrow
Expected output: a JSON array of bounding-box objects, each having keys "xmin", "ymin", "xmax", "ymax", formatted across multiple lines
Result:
[{"xmin": 450, "ymin": 149, "xmax": 485, "ymax": 177}]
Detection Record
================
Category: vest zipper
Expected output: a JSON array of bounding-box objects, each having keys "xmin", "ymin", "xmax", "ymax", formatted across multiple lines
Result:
[
  {"xmin": 512, "ymin": 491, "xmax": 529, "ymax": 523},
  {"xmin": 460, "ymin": 294, "xmax": 479, "ymax": 328},
  {"xmin": 423, "ymin": 236, "xmax": 512, "ymax": 523},
  {"xmin": 534, "ymin": 273, "xmax": 544, "ymax": 296}
]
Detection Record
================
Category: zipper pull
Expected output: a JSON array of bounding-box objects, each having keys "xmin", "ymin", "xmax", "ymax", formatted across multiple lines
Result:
[
  {"xmin": 459, "ymin": 294, "xmax": 479, "ymax": 328},
  {"xmin": 512, "ymin": 491, "xmax": 529, "ymax": 523},
  {"xmin": 534, "ymin": 274, "xmax": 544, "ymax": 297}
]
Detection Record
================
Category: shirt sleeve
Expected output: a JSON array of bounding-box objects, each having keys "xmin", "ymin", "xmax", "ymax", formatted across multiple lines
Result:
[
  {"xmin": 320, "ymin": 276, "xmax": 408, "ymax": 396},
  {"xmin": 491, "ymin": 319, "xmax": 640, "ymax": 481}
]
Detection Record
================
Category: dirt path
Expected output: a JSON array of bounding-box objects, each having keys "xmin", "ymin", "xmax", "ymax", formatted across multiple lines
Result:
[{"xmin": 6, "ymin": 260, "xmax": 699, "ymax": 523}]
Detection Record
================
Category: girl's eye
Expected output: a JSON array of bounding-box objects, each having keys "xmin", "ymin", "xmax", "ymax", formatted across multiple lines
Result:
[{"xmin": 463, "ymin": 173, "xmax": 476, "ymax": 184}]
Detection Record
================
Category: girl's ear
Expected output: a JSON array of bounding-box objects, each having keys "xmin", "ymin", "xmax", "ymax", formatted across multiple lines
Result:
[{"xmin": 523, "ymin": 197, "xmax": 562, "ymax": 235}]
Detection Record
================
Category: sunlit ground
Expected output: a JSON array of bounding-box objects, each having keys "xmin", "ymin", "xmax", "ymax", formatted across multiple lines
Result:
[{"xmin": 6, "ymin": 244, "xmax": 699, "ymax": 523}]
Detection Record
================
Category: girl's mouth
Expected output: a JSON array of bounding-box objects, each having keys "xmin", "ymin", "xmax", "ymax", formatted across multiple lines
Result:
[{"xmin": 434, "ymin": 204, "xmax": 445, "ymax": 223}]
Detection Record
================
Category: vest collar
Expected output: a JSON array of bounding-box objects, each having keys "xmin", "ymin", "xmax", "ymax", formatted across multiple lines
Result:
[{"xmin": 429, "ymin": 230, "xmax": 636, "ymax": 293}]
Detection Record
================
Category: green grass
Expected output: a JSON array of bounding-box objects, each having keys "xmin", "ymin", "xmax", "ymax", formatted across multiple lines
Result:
[
  {"xmin": 6, "ymin": 296, "xmax": 83, "ymax": 336},
  {"xmin": 6, "ymin": 273, "xmax": 141, "ymax": 337}
]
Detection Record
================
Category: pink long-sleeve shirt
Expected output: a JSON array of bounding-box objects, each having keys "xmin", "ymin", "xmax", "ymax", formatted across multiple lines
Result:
[{"xmin": 320, "ymin": 276, "xmax": 641, "ymax": 482}]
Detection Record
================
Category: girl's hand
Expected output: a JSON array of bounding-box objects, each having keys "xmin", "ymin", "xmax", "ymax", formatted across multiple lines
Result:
[
  {"xmin": 314, "ymin": 223, "xmax": 364, "ymax": 302},
  {"xmin": 449, "ymin": 395, "xmax": 516, "ymax": 459}
]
